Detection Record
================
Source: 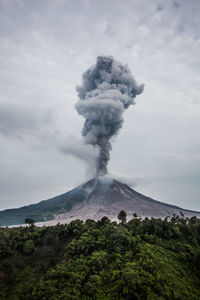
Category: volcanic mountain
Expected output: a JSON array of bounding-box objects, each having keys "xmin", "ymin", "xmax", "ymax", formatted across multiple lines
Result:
[{"xmin": 1, "ymin": 178, "xmax": 200, "ymax": 226}]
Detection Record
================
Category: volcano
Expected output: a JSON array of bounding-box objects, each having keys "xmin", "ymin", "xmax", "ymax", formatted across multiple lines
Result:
[{"xmin": 1, "ymin": 178, "xmax": 200, "ymax": 226}]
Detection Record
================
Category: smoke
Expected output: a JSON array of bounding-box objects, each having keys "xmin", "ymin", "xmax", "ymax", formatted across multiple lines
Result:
[
  {"xmin": 76, "ymin": 56, "xmax": 144, "ymax": 177},
  {"xmin": 60, "ymin": 136, "xmax": 99, "ymax": 178}
]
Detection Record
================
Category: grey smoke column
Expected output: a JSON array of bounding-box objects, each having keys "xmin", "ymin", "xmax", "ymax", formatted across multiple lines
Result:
[{"xmin": 76, "ymin": 56, "xmax": 144, "ymax": 177}]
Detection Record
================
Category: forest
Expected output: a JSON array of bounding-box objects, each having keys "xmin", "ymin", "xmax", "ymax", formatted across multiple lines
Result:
[{"xmin": 0, "ymin": 212, "xmax": 200, "ymax": 299}]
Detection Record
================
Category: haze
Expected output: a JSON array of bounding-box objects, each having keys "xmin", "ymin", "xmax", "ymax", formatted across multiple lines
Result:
[{"xmin": 0, "ymin": 0, "xmax": 200, "ymax": 211}]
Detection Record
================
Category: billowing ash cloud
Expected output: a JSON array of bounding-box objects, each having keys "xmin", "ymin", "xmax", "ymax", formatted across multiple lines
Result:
[{"xmin": 76, "ymin": 56, "xmax": 144, "ymax": 177}]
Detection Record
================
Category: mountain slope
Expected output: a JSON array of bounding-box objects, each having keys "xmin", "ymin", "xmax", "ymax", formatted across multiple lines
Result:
[
  {"xmin": 0, "ymin": 185, "xmax": 86, "ymax": 226},
  {"xmin": 0, "ymin": 178, "xmax": 200, "ymax": 226}
]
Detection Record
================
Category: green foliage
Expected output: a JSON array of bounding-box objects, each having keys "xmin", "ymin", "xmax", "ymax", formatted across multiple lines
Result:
[
  {"xmin": 25, "ymin": 218, "xmax": 35, "ymax": 227},
  {"xmin": 0, "ymin": 213, "xmax": 200, "ymax": 299},
  {"xmin": 23, "ymin": 240, "xmax": 35, "ymax": 254},
  {"xmin": 118, "ymin": 210, "xmax": 127, "ymax": 225}
]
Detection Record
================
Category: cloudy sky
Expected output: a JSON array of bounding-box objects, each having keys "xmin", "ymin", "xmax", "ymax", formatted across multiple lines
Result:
[{"xmin": 0, "ymin": 0, "xmax": 200, "ymax": 211}]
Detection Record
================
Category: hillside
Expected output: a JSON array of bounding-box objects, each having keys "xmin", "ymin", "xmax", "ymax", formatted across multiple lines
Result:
[
  {"xmin": 1, "ymin": 178, "xmax": 200, "ymax": 227},
  {"xmin": 0, "ymin": 214, "xmax": 200, "ymax": 299},
  {"xmin": 0, "ymin": 185, "xmax": 85, "ymax": 226}
]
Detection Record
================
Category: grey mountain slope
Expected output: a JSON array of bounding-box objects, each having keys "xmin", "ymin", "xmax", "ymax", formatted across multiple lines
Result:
[
  {"xmin": 61, "ymin": 179, "xmax": 200, "ymax": 222},
  {"xmin": 0, "ymin": 178, "xmax": 200, "ymax": 226},
  {"xmin": 0, "ymin": 185, "xmax": 86, "ymax": 226}
]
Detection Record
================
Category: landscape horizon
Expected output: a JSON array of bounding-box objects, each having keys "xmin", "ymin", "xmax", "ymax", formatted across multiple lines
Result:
[
  {"xmin": 1, "ymin": 1, "xmax": 200, "ymax": 299},
  {"xmin": 1, "ymin": 176, "xmax": 200, "ymax": 227}
]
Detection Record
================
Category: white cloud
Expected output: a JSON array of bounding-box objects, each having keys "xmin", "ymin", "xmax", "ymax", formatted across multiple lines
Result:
[{"xmin": 0, "ymin": 0, "xmax": 200, "ymax": 210}]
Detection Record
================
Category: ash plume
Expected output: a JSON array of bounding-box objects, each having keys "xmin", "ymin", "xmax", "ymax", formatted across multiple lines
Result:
[{"xmin": 76, "ymin": 56, "xmax": 144, "ymax": 177}]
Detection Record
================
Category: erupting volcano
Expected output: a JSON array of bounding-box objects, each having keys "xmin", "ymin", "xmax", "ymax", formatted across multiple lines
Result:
[
  {"xmin": 1, "ymin": 177, "xmax": 200, "ymax": 227},
  {"xmin": 1, "ymin": 56, "xmax": 200, "ymax": 227}
]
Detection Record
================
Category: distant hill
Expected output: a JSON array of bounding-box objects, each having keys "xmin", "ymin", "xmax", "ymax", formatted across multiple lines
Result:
[
  {"xmin": 0, "ymin": 185, "xmax": 85, "ymax": 226},
  {"xmin": 1, "ymin": 178, "xmax": 200, "ymax": 226}
]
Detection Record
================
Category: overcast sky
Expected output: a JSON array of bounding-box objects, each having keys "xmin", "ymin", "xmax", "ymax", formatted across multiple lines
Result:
[{"xmin": 0, "ymin": 0, "xmax": 200, "ymax": 211}]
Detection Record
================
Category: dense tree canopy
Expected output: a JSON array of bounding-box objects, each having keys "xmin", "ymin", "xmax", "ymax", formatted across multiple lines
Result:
[{"xmin": 0, "ymin": 213, "xmax": 200, "ymax": 299}]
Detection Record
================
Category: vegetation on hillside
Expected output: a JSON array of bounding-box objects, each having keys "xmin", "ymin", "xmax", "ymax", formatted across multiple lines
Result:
[
  {"xmin": 0, "ymin": 188, "xmax": 85, "ymax": 226},
  {"xmin": 0, "ymin": 212, "xmax": 200, "ymax": 299}
]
